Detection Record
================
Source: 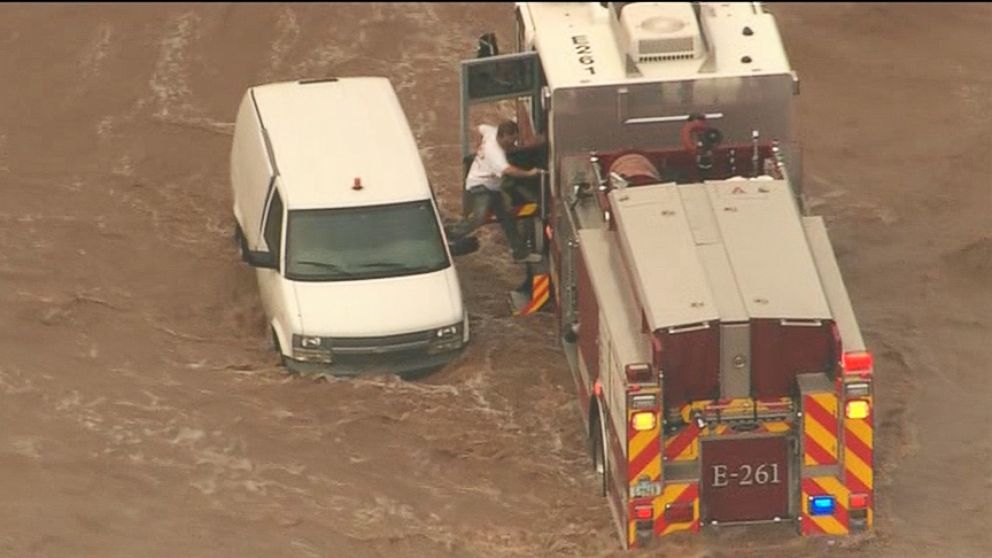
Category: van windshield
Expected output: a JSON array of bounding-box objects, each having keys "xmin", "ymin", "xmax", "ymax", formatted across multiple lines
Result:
[{"xmin": 285, "ymin": 200, "xmax": 450, "ymax": 282}]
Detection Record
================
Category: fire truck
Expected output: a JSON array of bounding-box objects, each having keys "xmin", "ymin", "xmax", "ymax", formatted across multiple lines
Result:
[{"xmin": 455, "ymin": 2, "xmax": 876, "ymax": 550}]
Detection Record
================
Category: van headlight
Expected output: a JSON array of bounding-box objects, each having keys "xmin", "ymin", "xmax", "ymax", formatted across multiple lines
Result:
[
  {"xmin": 298, "ymin": 336, "xmax": 321, "ymax": 349},
  {"xmin": 291, "ymin": 334, "xmax": 333, "ymax": 363},
  {"xmin": 428, "ymin": 322, "xmax": 464, "ymax": 354},
  {"xmin": 435, "ymin": 325, "xmax": 458, "ymax": 339}
]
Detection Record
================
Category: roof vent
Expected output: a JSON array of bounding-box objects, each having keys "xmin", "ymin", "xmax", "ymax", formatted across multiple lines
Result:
[{"xmin": 619, "ymin": 3, "xmax": 704, "ymax": 63}]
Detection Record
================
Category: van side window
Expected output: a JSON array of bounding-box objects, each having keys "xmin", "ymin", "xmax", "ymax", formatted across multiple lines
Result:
[{"xmin": 263, "ymin": 190, "xmax": 284, "ymax": 258}]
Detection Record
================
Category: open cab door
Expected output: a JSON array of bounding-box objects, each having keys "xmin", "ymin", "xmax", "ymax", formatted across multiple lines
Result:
[{"xmin": 459, "ymin": 41, "xmax": 551, "ymax": 315}]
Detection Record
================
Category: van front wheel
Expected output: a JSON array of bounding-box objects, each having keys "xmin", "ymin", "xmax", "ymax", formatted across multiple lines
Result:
[{"xmin": 271, "ymin": 329, "xmax": 291, "ymax": 372}]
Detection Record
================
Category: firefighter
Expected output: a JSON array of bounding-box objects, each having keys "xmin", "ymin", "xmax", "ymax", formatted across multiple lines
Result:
[
  {"xmin": 446, "ymin": 120, "xmax": 543, "ymax": 264},
  {"xmin": 681, "ymin": 113, "xmax": 723, "ymax": 180}
]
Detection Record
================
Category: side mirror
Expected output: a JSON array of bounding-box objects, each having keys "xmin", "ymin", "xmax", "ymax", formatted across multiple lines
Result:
[
  {"xmin": 448, "ymin": 235, "xmax": 480, "ymax": 257},
  {"xmin": 246, "ymin": 250, "xmax": 278, "ymax": 269}
]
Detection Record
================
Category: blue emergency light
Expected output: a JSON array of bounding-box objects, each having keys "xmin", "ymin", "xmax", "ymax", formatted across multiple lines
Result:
[{"xmin": 809, "ymin": 496, "xmax": 836, "ymax": 516}]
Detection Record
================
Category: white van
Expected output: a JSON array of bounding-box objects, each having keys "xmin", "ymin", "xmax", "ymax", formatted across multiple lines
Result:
[{"xmin": 230, "ymin": 77, "xmax": 470, "ymax": 377}]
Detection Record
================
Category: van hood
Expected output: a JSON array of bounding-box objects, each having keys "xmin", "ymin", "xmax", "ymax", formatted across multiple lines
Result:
[{"xmin": 290, "ymin": 268, "xmax": 463, "ymax": 337}]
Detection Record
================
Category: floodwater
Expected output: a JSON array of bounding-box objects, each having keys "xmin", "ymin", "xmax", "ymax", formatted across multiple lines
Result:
[{"xmin": 0, "ymin": 3, "xmax": 988, "ymax": 557}]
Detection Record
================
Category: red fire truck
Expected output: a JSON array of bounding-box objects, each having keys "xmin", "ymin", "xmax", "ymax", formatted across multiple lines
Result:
[{"xmin": 456, "ymin": 2, "xmax": 876, "ymax": 550}]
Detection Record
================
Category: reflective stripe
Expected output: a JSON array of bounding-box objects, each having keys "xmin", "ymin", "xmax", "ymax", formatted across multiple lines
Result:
[
  {"xmin": 804, "ymin": 393, "xmax": 839, "ymax": 465},
  {"xmin": 514, "ymin": 274, "xmax": 550, "ymax": 316}
]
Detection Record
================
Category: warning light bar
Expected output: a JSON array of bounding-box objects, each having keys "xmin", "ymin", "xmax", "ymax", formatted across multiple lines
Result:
[
  {"xmin": 845, "ymin": 399, "xmax": 871, "ymax": 420},
  {"xmin": 809, "ymin": 496, "xmax": 836, "ymax": 516},
  {"xmin": 631, "ymin": 411, "xmax": 656, "ymax": 431},
  {"xmin": 843, "ymin": 351, "xmax": 873, "ymax": 376}
]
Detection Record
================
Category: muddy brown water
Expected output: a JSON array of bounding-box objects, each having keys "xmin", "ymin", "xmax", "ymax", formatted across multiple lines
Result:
[{"xmin": 0, "ymin": 3, "xmax": 988, "ymax": 557}]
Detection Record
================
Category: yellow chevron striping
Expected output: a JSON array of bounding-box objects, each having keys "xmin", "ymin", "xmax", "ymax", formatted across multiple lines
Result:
[
  {"xmin": 844, "ymin": 449, "xmax": 874, "ymax": 490},
  {"xmin": 655, "ymin": 488, "xmax": 698, "ymax": 533},
  {"xmin": 675, "ymin": 441, "xmax": 696, "ymax": 461},
  {"xmin": 516, "ymin": 276, "xmax": 550, "ymax": 315},
  {"xmin": 805, "ymin": 414, "xmax": 839, "ymax": 461},
  {"xmin": 845, "ymin": 418, "xmax": 873, "ymax": 447},
  {"xmin": 812, "ymin": 393, "xmax": 838, "ymax": 417},
  {"xmin": 653, "ymin": 483, "xmax": 690, "ymax": 520},
  {"xmin": 809, "ymin": 513, "xmax": 847, "ymax": 535},
  {"xmin": 663, "ymin": 429, "xmax": 698, "ymax": 461},
  {"xmin": 634, "ymin": 456, "xmax": 661, "ymax": 484},
  {"xmin": 660, "ymin": 483, "xmax": 689, "ymax": 507},
  {"xmin": 529, "ymin": 290, "xmax": 548, "ymax": 309},
  {"xmin": 805, "ymin": 476, "xmax": 849, "ymax": 535},
  {"xmin": 813, "ymin": 475, "xmax": 849, "ymax": 499},
  {"xmin": 628, "ymin": 428, "xmax": 655, "ymax": 460}
]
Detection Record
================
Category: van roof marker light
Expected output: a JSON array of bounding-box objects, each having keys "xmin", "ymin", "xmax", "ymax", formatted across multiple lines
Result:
[{"xmin": 353, "ymin": 177, "xmax": 363, "ymax": 191}]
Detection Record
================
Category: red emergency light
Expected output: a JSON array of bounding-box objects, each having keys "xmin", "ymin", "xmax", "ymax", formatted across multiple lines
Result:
[
  {"xmin": 842, "ymin": 351, "xmax": 873, "ymax": 376},
  {"xmin": 849, "ymin": 493, "xmax": 870, "ymax": 509},
  {"xmin": 633, "ymin": 504, "xmax": 654, "ymax": 520}
]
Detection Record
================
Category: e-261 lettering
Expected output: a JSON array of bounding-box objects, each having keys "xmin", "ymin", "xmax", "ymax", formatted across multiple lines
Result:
[{"xmin": 711, "ymin": 463, "xmax": 781, "ymax": 488}]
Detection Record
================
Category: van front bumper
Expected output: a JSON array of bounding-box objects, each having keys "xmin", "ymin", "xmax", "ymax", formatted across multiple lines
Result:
[{"xmin": 282, "ymin": 346, "xmax": 465, "ymax": 379}]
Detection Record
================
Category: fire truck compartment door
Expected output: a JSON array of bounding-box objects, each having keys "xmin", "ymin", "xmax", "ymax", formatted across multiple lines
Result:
[{"xmin": 701, "ymin": 435, "xmax": 790, "ymax": 523}]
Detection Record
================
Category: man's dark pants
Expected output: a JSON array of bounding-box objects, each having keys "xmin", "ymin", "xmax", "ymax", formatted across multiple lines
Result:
[{"xmin": 448, "ymin": 184, "xmax": 528, "ymax": 259}]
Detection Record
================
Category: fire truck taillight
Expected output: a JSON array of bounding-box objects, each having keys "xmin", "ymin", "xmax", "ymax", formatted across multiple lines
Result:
[
  {"xmin": 845, "ymin": 399, "xmax": 871, "ymax": 420},
  {"xmin": 848, "ymin": 493, "xmax": 870, "ymax": 530},
  {"xmin": 843, "ymin": 351, "xmax": 873, "ymax": 376},
  {"xmin": 631, "ymin": 411, "xmax": 656, "ymax": 431},
  {"xmin": 633, "ymin": 504, "xmax": 654, "ymax": 520},
  {"xmin": 849, "ymin": 493, "xmax": 869, "ymax": 509},
  {"xmin": 625, "ymin": 363, "xmax": 654, "ymax": 384}
]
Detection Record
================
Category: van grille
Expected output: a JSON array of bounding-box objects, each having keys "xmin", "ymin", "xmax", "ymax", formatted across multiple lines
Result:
[{"xmin": 329, "ymin": 329, "xmax": 433, "ymax": 354}]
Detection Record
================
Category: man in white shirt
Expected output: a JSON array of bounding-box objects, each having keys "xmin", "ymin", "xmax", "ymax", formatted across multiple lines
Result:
[{"xmin": 447, "ymin": 120, "xmax": 542, "ymax": 264}]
